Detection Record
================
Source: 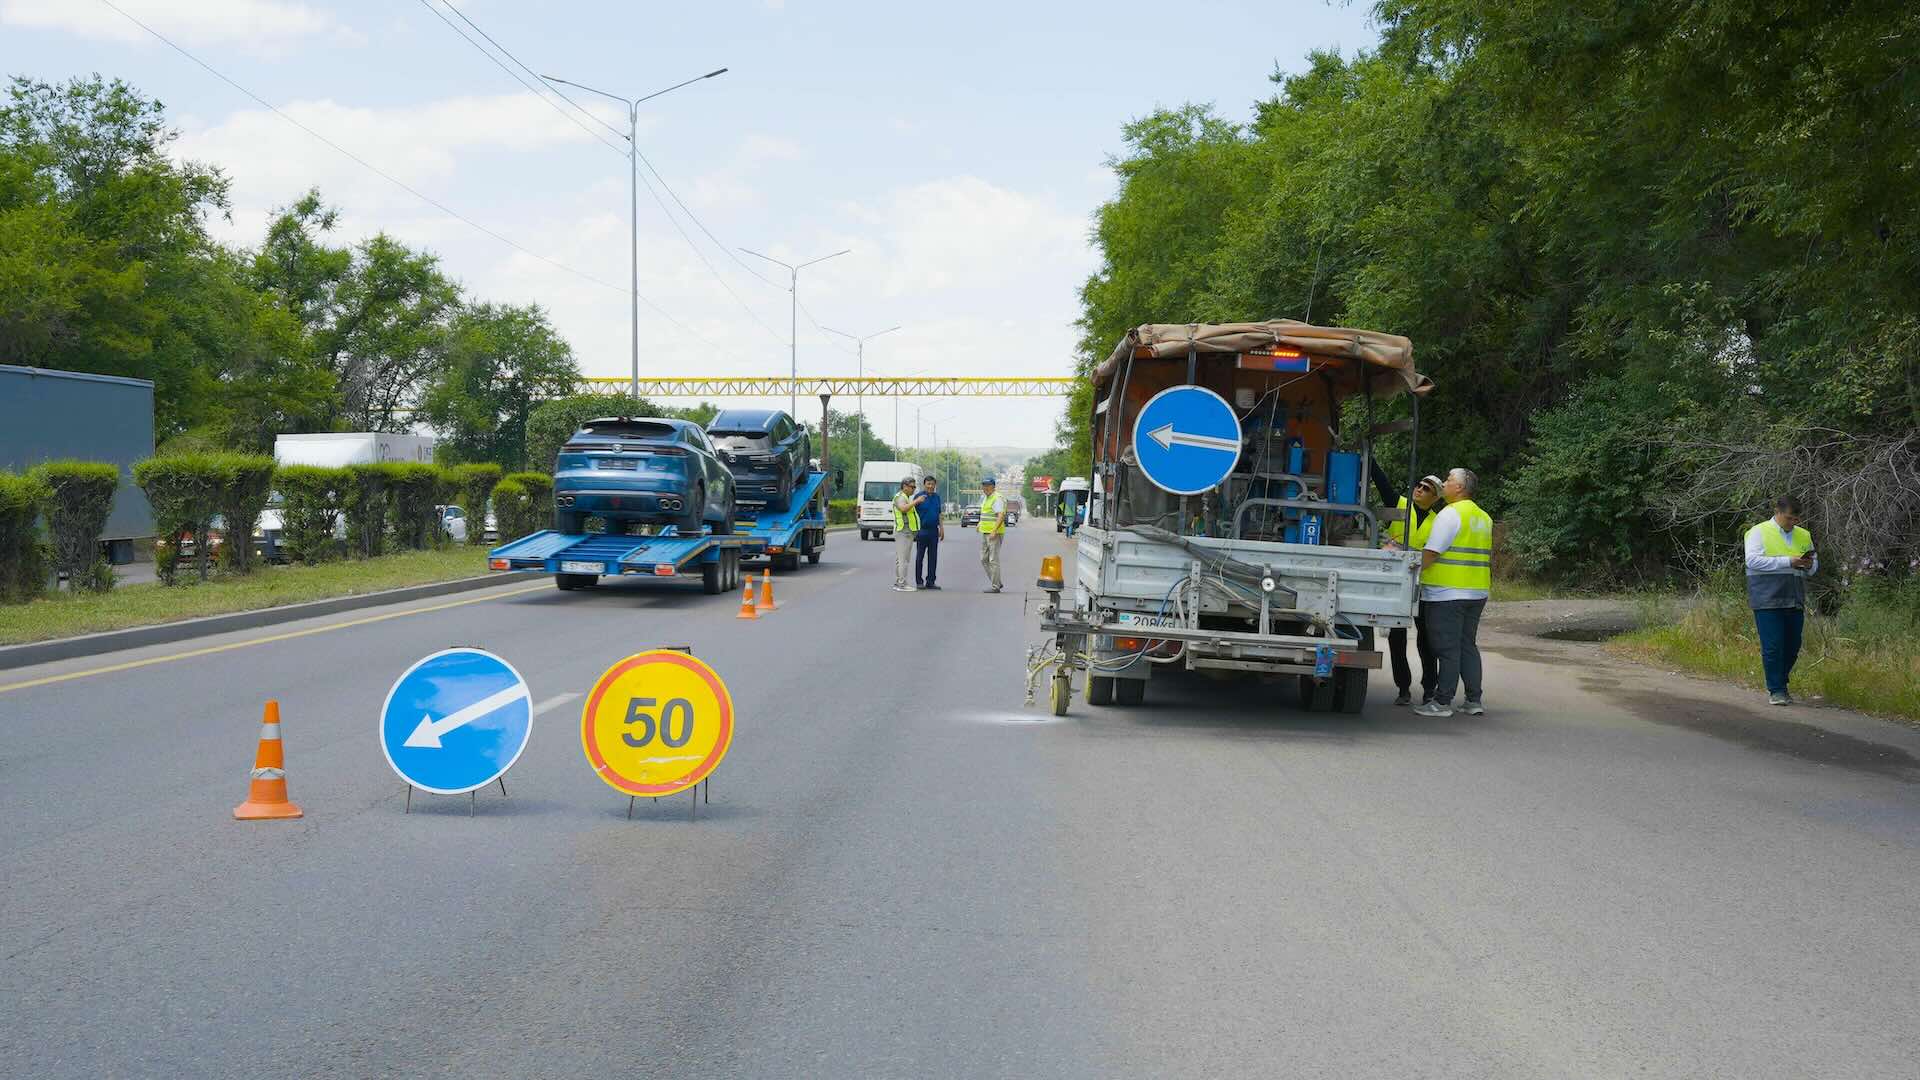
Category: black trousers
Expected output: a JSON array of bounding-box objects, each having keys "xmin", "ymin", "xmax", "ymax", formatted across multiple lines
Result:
[
  {"xmin": 914, "ymin": 534, "xmax": 939, "ymax": 585},
  {"xmin": 1388, "ymin": 610, "xmax": 1435, "ymax": 698}
]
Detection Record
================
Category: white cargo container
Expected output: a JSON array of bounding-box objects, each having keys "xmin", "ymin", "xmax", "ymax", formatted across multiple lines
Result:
[{"xmin": 257, "ymin": 434, "xmax": 438, "ymax": 557}]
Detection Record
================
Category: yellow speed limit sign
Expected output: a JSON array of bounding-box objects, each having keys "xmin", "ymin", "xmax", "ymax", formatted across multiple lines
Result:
[{"xmin": 581, "ymin": 650, "xmax": 734, "ymax": 797}]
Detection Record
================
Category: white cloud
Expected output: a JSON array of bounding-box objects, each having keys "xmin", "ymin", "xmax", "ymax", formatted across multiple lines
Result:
[
  {"xmin": 1, "ymin": 0, "xmax": 355, "ymax": 51},
  {"xmin": 176, "ymin": 92, "xmax": 625, "ymax": 222}
]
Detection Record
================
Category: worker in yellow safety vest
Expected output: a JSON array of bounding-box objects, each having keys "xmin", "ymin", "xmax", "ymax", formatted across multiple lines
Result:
[
  {"xmin": 891, "ymin": 476, "xmax": 922, "ymax": 592},
  {"xmin": 1745, "ymin": 494, "xmax": 1817, "ymax": 705},
  {"xmin": 977, "ymin": 477, "xmax": 1006, "ymax": 593},
  {"xmin": 1412, "ymin": 468, "xmax": 1493, "ymax": 719},
  {"xmin": 1385, "ymin": 474, "xmax": 1444, "ymax": 706}
]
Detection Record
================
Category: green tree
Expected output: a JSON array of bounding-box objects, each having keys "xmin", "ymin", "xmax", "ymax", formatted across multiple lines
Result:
[{"xmin": 419, "ymin": 302, "xmax": 579, "ymax": 469}]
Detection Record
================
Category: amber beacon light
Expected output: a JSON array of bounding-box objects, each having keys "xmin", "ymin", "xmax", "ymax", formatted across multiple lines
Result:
[{"xmin": 1037, "ymin": 555, "xmax": 1064, "ymax": 592}]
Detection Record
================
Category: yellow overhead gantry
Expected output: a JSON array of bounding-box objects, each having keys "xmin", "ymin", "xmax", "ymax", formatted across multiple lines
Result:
[
  {"xmin": 580, "ymin": 376, "xmax": 1075, "ymax": 397},
  {"xmin": 578, "ymin": 376, "xmax": 1075, "ymax": 485}
]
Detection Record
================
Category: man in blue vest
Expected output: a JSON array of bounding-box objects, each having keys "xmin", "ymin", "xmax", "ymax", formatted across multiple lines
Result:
[{"xmin": 1746, "ymin": 495, "xmax": 1818, "ymax": 705}]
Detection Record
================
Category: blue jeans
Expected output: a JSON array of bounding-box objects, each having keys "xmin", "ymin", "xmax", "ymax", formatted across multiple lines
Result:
[
  {"xmin": 1752, "ymin": 607, "xmax": 1805, "ymax": 694},
  {"xmin": 914, "ymin": 533, "xmax": 939, "ymax": 586}
]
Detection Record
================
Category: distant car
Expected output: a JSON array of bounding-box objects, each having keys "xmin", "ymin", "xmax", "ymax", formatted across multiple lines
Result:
[
  {"xmin": 553, "ymin": 417, "xmax": 736, "ymax": 536},
  {"xmin": 706, "ymin": 408, "xmax": 811, "ymax": 511},
  {"xmin": 437, "ymin": 504, "xmax": 469, "ymax": 543},
  {"xmin": 961, "ymin": 505, "xmax": 982, "ymax": 528}
]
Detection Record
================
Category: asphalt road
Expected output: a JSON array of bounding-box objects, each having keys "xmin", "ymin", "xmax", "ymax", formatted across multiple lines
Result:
[{"xmin": 4, "ymin": 523, "xmax": 1919, "ymax": 1078}]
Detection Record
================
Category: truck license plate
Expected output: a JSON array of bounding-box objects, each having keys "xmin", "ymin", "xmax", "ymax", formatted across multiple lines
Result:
[
  {"xmin": 560, "ymin": 560, "xmax": 603, "ymax": 575},
  {"xmin": 1116, "ymin": 612, "xmax": 1179, "ymax": 628}
]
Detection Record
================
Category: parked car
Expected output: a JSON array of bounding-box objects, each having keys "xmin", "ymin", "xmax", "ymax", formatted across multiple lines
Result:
[
  {"xmin": 705, "ymin": 408, "xmax": 811, "ymax": 511},
  {"xmin": 553, "ymin": 417, "xmax": 736, "ymax": 535},
  {"xmin": 437, "ymin": 504, "xmax": 469, "ymax": 543},
  {"xmin": 961, "ymin": 504, "xmax": 982, "ymax": 528}
]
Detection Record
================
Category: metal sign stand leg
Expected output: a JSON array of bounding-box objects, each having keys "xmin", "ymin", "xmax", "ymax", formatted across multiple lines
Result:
[
  {"xmin": 405, "ymin": 784, "xmax": 412, "ymax": 813},
  {"xmin": 627, "ymin": 795, "xmax": 636, "ymax": 820}
]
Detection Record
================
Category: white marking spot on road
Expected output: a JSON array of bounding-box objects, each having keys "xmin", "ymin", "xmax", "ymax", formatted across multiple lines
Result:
[
  {"xmin": 839, "ymin": 567, "xmax": 858, "ymax": 577},
  {"xmin": 533, "ymin": 692, "xmax": 582, "ymax": 716}
]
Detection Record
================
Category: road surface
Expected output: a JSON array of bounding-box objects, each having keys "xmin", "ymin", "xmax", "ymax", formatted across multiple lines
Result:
[{"xmin": 4, "ymin": 524, "xmax": 1918, "ymax": 1078}]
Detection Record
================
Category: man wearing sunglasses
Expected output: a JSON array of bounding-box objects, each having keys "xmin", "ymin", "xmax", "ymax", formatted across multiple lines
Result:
[{"xmin": 1384, "ymin": 474, "xmax": 1444, "ymax": 706}]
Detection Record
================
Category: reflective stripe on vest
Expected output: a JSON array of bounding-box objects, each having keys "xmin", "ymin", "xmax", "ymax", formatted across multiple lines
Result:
[
  {"xmin": 893, "ymin": 496, "xmax": 919, "ymax": 532},
  {"xmin": 1387, "ymin": 496, "xmax": 1433, "ymax": 548},
  {"xmin": 1419, "ymin": 499, "xmax": 1493, "ymax": 592},
  {"xmin": 1746, "ymin": 520, "xmax": 1812, "ymax": 610},
  {"xmin": 978, "ymin": 493, "xmax": 1003, "ymax": 534}
]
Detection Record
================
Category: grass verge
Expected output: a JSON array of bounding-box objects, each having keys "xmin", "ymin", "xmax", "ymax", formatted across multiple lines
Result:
[
  {"xmin": 1613, "ymin": 589, "xmax": 1920, "ymax": 723},
  {"xmin": 0, "ymin": 548, "xmax": 493, "ymax": 646}
]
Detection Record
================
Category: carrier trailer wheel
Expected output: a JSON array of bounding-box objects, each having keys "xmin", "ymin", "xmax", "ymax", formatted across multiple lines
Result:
[{"xmin": 1050, "ymin": 674, "xmax": 1072, "ymax": 716}]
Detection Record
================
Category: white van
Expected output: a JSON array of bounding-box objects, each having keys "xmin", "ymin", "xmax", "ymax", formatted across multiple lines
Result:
[{"xmin": 857, "ymin": 460, "xmax": 927, "ymax": 540}]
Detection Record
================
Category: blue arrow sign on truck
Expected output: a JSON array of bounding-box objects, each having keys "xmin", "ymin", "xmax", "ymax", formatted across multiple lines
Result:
[
  {"xmin": 1132, "ymin": 385, "xmax": 1243, "ymax": 496},
  {"xmin": 380, "ymin": 647, "xmax": 532, "ymax": 795}
]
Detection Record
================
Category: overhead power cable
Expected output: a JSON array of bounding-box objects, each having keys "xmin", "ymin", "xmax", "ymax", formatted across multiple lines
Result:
[
  {"xmin": 418, "ymin": 0, "xmax": 791, "ymax": 342},
  {"xmin": 97, "ymin": 0, "xmax": 727, "ymax": 352},
  {"xmin": 414, "ymin": 0, "xmax": 627, "ymax": 158}
]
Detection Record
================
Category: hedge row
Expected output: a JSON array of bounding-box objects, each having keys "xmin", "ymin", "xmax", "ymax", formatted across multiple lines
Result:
[
  {"xmin": 0, "ymin": 471, "xmax": 51, "ymax": 602},
  {"xmin": 827, "ymin": 498, "xmax": 856, "ymax": 525},
  {"xmin": 1, "ymin": 455, "xmax": 544, "ymax": 599}
]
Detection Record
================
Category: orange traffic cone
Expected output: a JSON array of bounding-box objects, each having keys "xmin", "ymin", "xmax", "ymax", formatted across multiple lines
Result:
[
  {"xmin": 233, "ymin": 700, "xmax": 303, "ymax": 820},
  {"xmin": 755, "ymin": 567, "xmax": 777, "ymax": 612},
  {"xmin": 736, "ymin": 581, "xmax": 759, "ymax": 619}
]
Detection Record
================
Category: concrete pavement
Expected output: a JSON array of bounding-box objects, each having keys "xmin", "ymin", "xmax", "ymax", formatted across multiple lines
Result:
[{"xmin": 3, "ymin": 523, "xmax": 1918, "ymax": 1078}]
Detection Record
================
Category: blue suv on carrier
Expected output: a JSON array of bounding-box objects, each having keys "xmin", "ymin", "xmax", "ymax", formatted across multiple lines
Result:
[{"xmin": 552, "ymin": 417, "xmax": 736, "ymax": 536}]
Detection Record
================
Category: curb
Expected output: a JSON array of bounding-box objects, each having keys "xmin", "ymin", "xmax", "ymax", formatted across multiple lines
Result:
[{"xmin": 0, "ymin": 572, "xmax": 535, "ymax": 672}]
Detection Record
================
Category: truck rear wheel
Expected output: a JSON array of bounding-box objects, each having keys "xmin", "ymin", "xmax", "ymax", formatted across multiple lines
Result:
[
  {"xmin": 556, "ymin": 573, "xmax": 595, "ymax": 591},
  {"xmin": 1087, "ymin": 675, "xmax": 1115, "ymax": 706},
  {"xmin": 1115, "ymin": 678, "xmax": 1145, "ymax": 706},
  {"xmin": 701, "ymin": 557, "xmax": 722, "ymax": 594},
  {"xmin": 1334, "ymin": 668, "xmax": 1369, "ymax": 714}
]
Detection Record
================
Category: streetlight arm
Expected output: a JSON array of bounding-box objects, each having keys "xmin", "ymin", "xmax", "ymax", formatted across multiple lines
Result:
[
  {"xmin": 797, "ymin": 248, "xmax": 852, "ymax": 270},
  {"xmin": 738, "ymin": 247, "xmax": 795, "ymax": 273},
  {"xmin": 636, "ymin": 68, "xmax": 728, "ymax": 104}
]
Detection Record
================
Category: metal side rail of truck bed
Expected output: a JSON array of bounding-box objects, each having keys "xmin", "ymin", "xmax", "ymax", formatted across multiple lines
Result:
[
  {"xmin": 1031, "ymin": 524, "xmax": 1422, "ymax": 715},
  {"xmin": 733, "ymin": 469, "xmax": 830, "ymax": 570},
  {"xmin": 488, "ymin": 529, "xmax": 751, "ymax": 594}
]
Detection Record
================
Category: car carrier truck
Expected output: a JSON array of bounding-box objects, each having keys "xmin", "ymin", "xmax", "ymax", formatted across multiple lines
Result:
[{"xmin": 1033, "ymin": 321, "xmax": 1433, "ymax": 716}]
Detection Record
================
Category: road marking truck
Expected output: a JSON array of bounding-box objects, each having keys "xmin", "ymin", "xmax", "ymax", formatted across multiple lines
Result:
[{"xmin": 1034, "ymin": 321, "xmax": 1432, "ymax": 716}]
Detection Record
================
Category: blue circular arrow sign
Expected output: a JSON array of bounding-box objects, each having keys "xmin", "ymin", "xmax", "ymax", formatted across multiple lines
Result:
[
  {"xmin": 1132, "ymin": 385, "xmax": 1243, "ymax": 496},
  {"xmin": 379, "ymin": 648, "xmax": 533, "ymax": 795}
]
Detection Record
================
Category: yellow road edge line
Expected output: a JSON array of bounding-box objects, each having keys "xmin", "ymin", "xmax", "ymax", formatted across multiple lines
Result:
[{"xmin": 0, "ymin": 582, "xmax": 550, "ymax": 695}]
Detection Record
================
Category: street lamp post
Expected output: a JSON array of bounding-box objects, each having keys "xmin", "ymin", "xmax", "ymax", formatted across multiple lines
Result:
[
  {"xmin": 740, "ymin": 247, "xmax": 850, "ymax": 417},
  {"xmin": 822, "ymin": 324, "xmax": 900, "ymax": 488},
  {"xmin": 540, "ymin": 67, "xmax": 728, "ymax": 404}
]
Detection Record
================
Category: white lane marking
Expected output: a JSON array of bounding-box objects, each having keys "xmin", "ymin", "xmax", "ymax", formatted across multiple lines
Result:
[
  {"xmin": 839, "ymin": 567, "xmax": 858, "ymax": 577},
  {"xmin": 533, "ymin": 692, "xmax": 582, "ymax": 716}
]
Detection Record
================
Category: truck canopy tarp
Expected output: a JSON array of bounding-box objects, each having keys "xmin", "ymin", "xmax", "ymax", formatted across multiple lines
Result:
[{"xmin": 1094, "ymin": 321, "xmax": 1430, "ymax": 398}]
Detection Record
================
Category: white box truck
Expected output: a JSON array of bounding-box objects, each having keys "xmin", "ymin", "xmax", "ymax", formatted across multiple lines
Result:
[
  {"xmin": 257, "ymin": 434, "xmax": 437, "ymax": 558},
  {"xmin": 856, "ymin": 460, "xmax": 926, "ymax": 540}
]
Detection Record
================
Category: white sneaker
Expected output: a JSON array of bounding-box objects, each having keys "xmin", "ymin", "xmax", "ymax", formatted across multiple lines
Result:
[
  {"xmin": 892, "ymin": 584, "xmax": 913, "ymax": 592},
  {"xmin": 1412, "ymin": 701, "xmax": 1454, "ymax": 718},
  {"xmin": 1460, "ymin": 701, "xmax": 1485, "ymax": 716}
]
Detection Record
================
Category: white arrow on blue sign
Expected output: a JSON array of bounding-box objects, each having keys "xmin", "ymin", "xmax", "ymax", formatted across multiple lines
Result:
[
  {"xmin": 1131, "ymin": 385, "xmax": 1244, "ymax": 496},
  {"xmin": 380, "ymin": 647, "xmax": 533, "ymax": 795}
]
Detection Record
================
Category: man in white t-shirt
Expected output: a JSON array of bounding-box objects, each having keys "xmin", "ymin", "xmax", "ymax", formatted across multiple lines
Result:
[{"xmin": 1412, "ymin": 468, "xmax": 1494, "ymax": 718}]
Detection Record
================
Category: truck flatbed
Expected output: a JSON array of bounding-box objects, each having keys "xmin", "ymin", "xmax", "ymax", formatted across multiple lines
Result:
[{"xmin": 487, "ymin": 469, "xmax": 831, "ymax": 593}]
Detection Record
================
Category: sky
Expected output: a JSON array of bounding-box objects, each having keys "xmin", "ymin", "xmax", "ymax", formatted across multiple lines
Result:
[{"xmin": 1, "ymin": 0, "xmax": 1380, "ymax": 451}]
